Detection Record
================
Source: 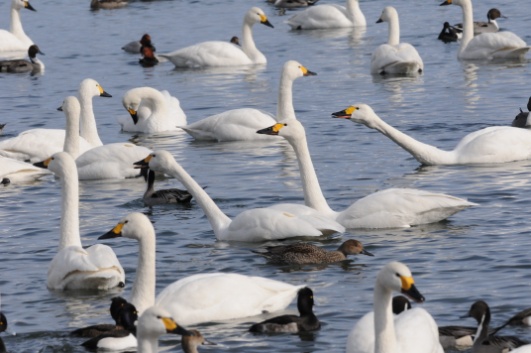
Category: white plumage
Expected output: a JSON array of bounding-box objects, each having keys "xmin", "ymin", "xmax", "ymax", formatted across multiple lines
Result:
[
  {"xmin": 286, "ymin": 0, "xmax": 366, "ymax": 30},
  {"xmin": 0, "ymin": 0, "xmax": 35, "ymax": 55}
]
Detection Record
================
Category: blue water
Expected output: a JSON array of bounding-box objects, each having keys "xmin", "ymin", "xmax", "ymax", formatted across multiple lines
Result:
[{"xmin": 1, "ymin": 0, "xmax": 531, "ymax": 352}]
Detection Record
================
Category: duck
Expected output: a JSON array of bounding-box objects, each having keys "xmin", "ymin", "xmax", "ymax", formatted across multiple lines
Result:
[
  {"xmin": 179, "ymin": 60, "xmax": 315, "ymax": 142},
  {"xmin": 253, "ymin": 239, "xmax": 373, "ymax": 265},
  {"xmin": 119, "ymin": 87, "xmax": 186, "ymax": 133},
  {"xmin": 286, "ymin": 0, "xmax": 365, "ymax": 29},
  {"xmin": 229, "ymin": 36, "xmax": 240, "ymax": 46},
  {"xmin": 454, "ymin": 8, "xmax": 506, "ymax": 35},
  {"xmin": 135, "ymin": 151, "xmax": 343, "ymax": 241},
  {"xmin": 271, "ymin": 0, "xmax": 319, "ymax": 9},
  {"xmin": 81, "ymin": 302, "xmax": 138, "ymax": 351},
  {"xmin": 0, "ymin": 78, "xmax": 110, "ymax": 162},
  {"xmin": 0, "ymin": 156, "xmax": 50, "ymax": 184},
  {"xmin": 90, "ymin": 0, "xmax": 127, "ymax": 10},
  {"xmin": 512, "ymin": 97, "xmax": 531, "ymax": 128},
  {"xmin": 257, "ymin": 120, "xmax": 475, "ymax": 228},
  {"xmin": 371, "ymin": 6, "xmax": 423, "ymax": 75},
  {"xmin": 136, "ymin": 306, "xmax": 190, "ymax": 353},
  {"xmin": 181, "ymin": 330, "xmax": 215, "ymax": 353},
  {"xmin": 139, "ymin": 46, "xmax": 158, "ymax": 67},
  {"xmin": 33, "ymin": 152, "xmax": 125, "ymax": 290},
  {"xmin": 437, "ymin": 22, "xmax": 461, "ymax": 43},
  {"xmin": 0, "ymin": 123, "xmax": 5, "ymax": 134},
  {"xmin": 0, "ymin": 0, "xmax": 36, "ymax": 54},
  {"xmin": 346, "ymin": 261, "xmax": 443, "ymax": 353},
  {"xmin": 159, "ymin": 7, "xmax": 273, "ymax": 68},
  {"xmin": 499, "ymin": 307, "xmax": 531, "ymax": 327},
  {"xmin": 0, "ymin": 312, "xmax": 7, "ymax": 353},
  {"xmin": 332, "ymin": 103, "xmax": 531, "ymax": 165},
  {"xmin": 249, "ymin": 287, "xmax": 320, "ymax": 333},
  {"xmin": 122, "ymin": 33, "xmax": 153, "ymax": 54},
  {"xmin": 0, "ymin": 44, "xmax": 44, "ymax": 74},
  {"xmin": 141, "ymin": 168, "xmax": 192, "ymax": 206},
  {"xmin": 71, "ymin": 297, "xmax": 129, "ymax": 338},
  {"xmin": 440, "ymin": 0, "xmax": 529, "ymax": 61},
  {"xmin": 465, "ymin": 300, "xmax": 528, "ymax": 353},
  {"xmin": 98, "ymin": 212, "xmax": 305, "ymax": 323}
]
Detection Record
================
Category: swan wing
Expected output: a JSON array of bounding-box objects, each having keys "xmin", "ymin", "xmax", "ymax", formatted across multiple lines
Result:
[
  {"xmin": 287, "ymin": 5, "xmax": 351, "ymax": 30},
  {"xmin": 462, "ymin": 32, "xmax": 529, "ymax": 60},
  {"xmin": 346, "ymin": 311, "xmax": 375, "ymax": 353},
  {"xmin": 47, "ymin": 244, "xmax": 125, "ymax": 290},
  {"xmin": 0, "ymin": 156, "xmax": 50, "ymax": 182},
  {"xmin": 0, "ymin": 30, "xmax": 31, "ymax": 53},
  {"xmin": 395, "ymin": 308, "xmax": 444, "ymax": 353},
  {"xmin": 337, "ymin": 188, "xmax": 475, "ymax": 228},
  {"xmin": 160, "ymin": 41, "xmax": 252, "ymax": 67},
  {"xmin": 155, "ymin": 273, "xmax": 302, "ymax": 326},
  {"xmin": 180, "ymin": 108, "xmax": 276, "ymax": 141},
  {"xmin": 269, "ymin": 203, "xmax": 345, "ymax": 234},
  {"xmin": 371, "ymin": 44, "xmax": 423, "ymax": 75}
]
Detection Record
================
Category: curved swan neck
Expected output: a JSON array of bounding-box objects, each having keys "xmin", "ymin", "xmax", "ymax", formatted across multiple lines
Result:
[
  {"xmin": 9, "ymin": 6, "xmax": 26, "ymax": 40},
  {"xmin": 241, "ymin": 20, "xmax": 263, "ymax": 63},
  {"xmin": 276, "ymin": 74, "xmax": 295, "ymax": 120},
  {"xmin": 63, "ymin": 107, "xmax": 80, "ymax": 159},
  {"xmin": 289, "ymin": 132, "xmax": 335, "ymax": 215},
  {"xmin": 457, "ymin": 0, "xmax": 474, "ymax": 57},
  {"xmin": 373, "ymin": 282, "xmax": 397, "ymax": 353},
  {"xmin": 165, "ymin": 161, "xmax": 231, "ymax": 237},
  {"xmin": 59, "ymin": 163, "xmax": 82, "ymax": 250},
  {"xmin": 78, "ymin": 92, "xmax": 103, "ymax": 147},
  {"xmin": 346, "ymin": 0, "xmax": 366, "ymax": 26},
  {"xmin": 386, "ymin": 12, "xmax": 400, "ymax": 46},
  {"xmin": 130, "ymin": 228, "xmax": 156, "ymax": 316},
  {"xmin": 142, "ymin": 90, "xmax": 169, "ymax": 122}
]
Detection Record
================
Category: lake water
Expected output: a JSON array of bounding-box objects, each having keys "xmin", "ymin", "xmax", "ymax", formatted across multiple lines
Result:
[{"xmin": 1, "ymin": 0, "xmax": 531, "ymax": 352}]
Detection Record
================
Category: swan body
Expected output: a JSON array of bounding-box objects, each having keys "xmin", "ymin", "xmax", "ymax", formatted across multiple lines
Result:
[
  {"xmin": 257, "ymin": 120, "xmax": 475, "ymax": 228},
  {"xmin": 180, "ymin": 60, "xmax": 315, "ymax": 141},
  {"xmin": 333, "ymin": 103, "xmax": 531, "ymax": 165},
  {"xmin": 34, "ymin": 152, "xmax": 125, "ymax": 290},
  {"xmin": 286, "ymin": 0, "xmax": 366, "ymax": 29},
  {"xmin": 346, "ymin": 261, "xmax": 444, "ymax": 353},
  {"xmin": 120, "ymin": 87, "xmax": 186, "ymax": 133},
  {"xmin": 0, "ymin": 44, "xmax": 44, "ymax": 74},
  {"xmin": 159, "ymin": 7, "xmax": 273, "ymax": 68},
  {"xmin": 99, "ymin": 212, "xmax": 304, "ymax": 324},
  {"xmin": 0, "ymin": 156, "xmax": 50, "ymax": 183},
  {"xmin": 440, "ymin": 0, "xmax": 529, "ymax": 61},
  {"xmin": 137, "ymin": 151, "xmax": 341, "ymax": 241},
  {"xmin": 371, "ymin": 7, "xmax": 423, "ymax": 75},
  {"xmin": 0, "ymin": 0, "xmax": 35, "ymax": 54}
]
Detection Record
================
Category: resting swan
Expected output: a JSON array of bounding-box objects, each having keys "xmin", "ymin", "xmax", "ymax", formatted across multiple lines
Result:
[
  {"xmin": 371, "ymin": 6, "xmax": 423, "ymax": 75},
  {"xmin": 33, "ymin": 152, "xmax": 125, "ymax": 290},
  {"xmin": 286, "ymin": 0, "xmax": 366, "ymax": 30},
  {"xmin": 0, "ymin": 156, "xmax": 50, "ymax": 184},
  {"xmin": 257, "ymin": 120, "xmax": 474, "ymax": 228},
  {"xmin": 0, "ymin": 78, "xmax": 109, "ymax": 162},
  {"xmin": 99, "ymin": 212, "xmax": 305, "ymax": 324},
  {"xmin": 440, "ymin": 0, "xmax": 529, "ymax": 61},
  {"xmin": 159, "ymin": 7, "xmax": 273, "ymax": 68},
  {"xmin": 119, "ymin": 87, "xmax": 186, "ymax": 133},
  {"xmin": 0, "ymin": 0, "xmax": 35, "ymax": 54},
  {"xmin": 180, "ymin": 60, "xmax": 315, "ymax": 141},
  {"xmin": 332, "ymin": 103, "xmax": 531, "ymax": 165},
  {"xmin": 135, "ymin": 151, "xmax": 343, "ymax": 240},
  {"xmin": 346, "ymin": 261, "xmax": 444, "ymax": 353}
]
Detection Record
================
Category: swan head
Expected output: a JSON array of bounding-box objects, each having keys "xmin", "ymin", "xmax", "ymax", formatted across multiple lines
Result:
[
  {"xmin": 137, "ymin": 306, "xmax": 190, "ymax": 339},
  {"xmin": 331, "ymin": 104, "xmax": 381, "ymax": 129},
  {"xmin": 256, "ymin": 120, "xmax": 306, "ymax": 142},
  {"xmin": 246, "ymin": 7, "xmax": 274, "ymax": 28},
  {"xmin": 122, "ymin": 87, "xmax": 162, "ymax": 125},
  {"xmin": 33, "ymin": 152, "xmax": 76, "ymax": 177},
  {"xmin": 13, "ymin": 0, "xmax": 36, "ymax": 11},
  {"xmin": 79, "ymin": 78, "xmax": 112, "ymax": 99},
  {"xmin": 134, "ymin": 150, "xmax": 176, "ymax": 175},
  {"xmin": 376, "ymin": 262, "xmax": 425, "ymax": 303},
  {"xmin": 338, "ymin": 239, "xmax": 374, "ymax": 257},
  {"xmin": 99, "ymin": 212, "xmax": 154, "ymax": 242},
  {"xmin": 283, "ymin": 60, "xmax": 317, "ymax": 81},
  {"xmin": 57, "ymin": 96, "xmax": 81, "ymax": 117},
  {"xmin": 376, "ymin": 6, "xmax": 397, "ymax": 23}
]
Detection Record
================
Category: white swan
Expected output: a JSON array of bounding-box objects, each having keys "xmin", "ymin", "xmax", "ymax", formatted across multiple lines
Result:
[
  {"xmin": 136, "ymin": 151, "xmax": 342, "ymax": 241},
  {"xmin": 332, "ymin": 103, "xmax": 531, "ymax": 165},
  {"xmin": 440, "ymin": 0, "xmax": 529, "ymax": 61},
  {"xmin": 0, "ymin": 0, "xmax": 35, "ymax": 54},
  {"xmin": 0, "ymin": 156, "xmax": 50, "ymax": 184},
  {"xmin": 286, "ymin": 0, "xmax": 366, "ymax": 30},
  {"xmin": 33, "ymin": 152, "xmax": 125, "ymax": 290},
  {"xmin": 136, "ymin": 306, "xmax": 190, "ymax": 353},
  {"xmin": 119, "ymin": 87, "xmax": 186, "ymax": 133},
  {"xmin": 180, "ymin": 60, "xmax": 315, "ymax": 141},
  {"xmin": 0, "ymin": 78, "xmax": 110, "ymax": 162},
  {"xmin": 257, "ymin": 120, "xmax": 475, "ymax": 228},
  {"xmin": 159, "ymin": 7, "xmax": 273, "ymax": 68},
  {"xmin": 371, "ymin": 6, "xmax": 423, "ymax": 75},
  {"xmin": 346, "ymin": 261, "xmax": 444, "ymax": 353},
  {"xmin": 99, "ymin": 212, "xmax": 304, "ymax": 324}
]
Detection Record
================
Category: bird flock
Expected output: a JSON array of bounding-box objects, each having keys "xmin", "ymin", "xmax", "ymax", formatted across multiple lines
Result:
[{"xmin": 0, "ymin": 0, "xmax": 531, "ymax": 352}]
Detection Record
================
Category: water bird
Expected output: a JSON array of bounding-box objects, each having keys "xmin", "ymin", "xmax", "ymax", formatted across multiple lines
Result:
[
  {"xmin": 437, "ymin": 22, "xmax": 461, "ymax": 43},
  {"xmin": 90, "ymin": 0, "xmax": 127, "ymax": 10},
  {"xmin": 269, "ymin": 0, "xmax": 319, "ymax": 9},
  {"xmin": 454, "ymin": 8, "xmax": 506, "ymax": 35},
  {"xmin": 0, "ymin": 312, "xmax": 7, "ymax": 353},
  {"xmin": 286, "ymin": 0, "xmax": 365, "ymax": 29},
  {"xmin": 140, "ymin": 168, "xmax": 192, "ymax": 206},
  {"xmin": 0, "ymin": 44, "xmax": 44, "ymax": 74},
  {"xmin": 512, "ymin": 97, "xmax": 531, "ymax": 128},
  {"xmin": 181, "ymin": 330, "xmax": 215, "ymax": 353},
  {"xmin": 0, "ymin": 0, "xmax": 36, "ymax": 53},
  {"xmin": 71, "ymin": 297, "xmax": 129, "ymax": 338}
]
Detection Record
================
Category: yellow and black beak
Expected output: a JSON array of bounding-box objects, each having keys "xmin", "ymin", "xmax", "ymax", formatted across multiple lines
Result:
[
  {"xmin": 161, "ymin": 317, "xmax": 190, "ymax": 335},
  {"xmin": 400, "ymin": 275, "xmax": 425, "ymax": 303},
  {"xmin": 99, "ymin": 222, "xmax": 124, "ymax": 240},
  {"xmin": 256, "ymin": 123, "xmax": 285, "ymax": 136},
  {"xmin": 301, "ymin": 66, "xmax": 317, "ymax": 77},
  {"xmin": 24, "ymin": 1, "xmax": 36, "ymax": 11},
  {"xmin": 33, "ymin": 157, "xmax": 52, "ymax": 169},
  {"xmin": 127, "ymin": 108, "xmax": 139, "ymax": 124},
  {"xmin": 440, "ymin": 0, "xmax": 452, "ymax": 6},
  {"xmin": 260, "ymin": 14, "xmax": 274, "ymax": 28},
  {"xmin": 331, "ymin": 106, "xmax": 356, "ymax": 119},
  {"xmin": 133, "ymin": 154, "xmax": 153, "ymax": 169}
]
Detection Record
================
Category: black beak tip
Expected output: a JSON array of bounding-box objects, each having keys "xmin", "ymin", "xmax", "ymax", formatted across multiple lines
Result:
[{"xmin": 101, "ymin": 91, "xmax": 112, "ymax": 98}]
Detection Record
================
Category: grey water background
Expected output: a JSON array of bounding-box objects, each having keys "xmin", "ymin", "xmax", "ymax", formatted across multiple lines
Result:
[{"xmin": 0, "ymin": 0, "xmax": 530, "ymax": 351}]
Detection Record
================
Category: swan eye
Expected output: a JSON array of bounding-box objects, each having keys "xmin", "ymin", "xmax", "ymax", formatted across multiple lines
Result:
[
  {"xmin": 395, "ymin": 273, "xmax": 400, "ymax": 277},
  {"xmin": 284, "ymin": 123, "xmax": 288, "ymax": 127},
  {"xmin": 124, "ymin": 220, "xmax": 129, "ymax": 224}
]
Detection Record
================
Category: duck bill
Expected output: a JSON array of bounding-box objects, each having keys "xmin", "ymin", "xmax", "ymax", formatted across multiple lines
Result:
[
  {"xmin": 401, "ymin": 283, "xmax": 425, "ymax": 303},
  {"xmin": 331, "ymin": 110, "xmax": 351, "ymax": 119},
  {"xmin": 361, "ymin": 249, "xmax": 374, "ymax": 257}
]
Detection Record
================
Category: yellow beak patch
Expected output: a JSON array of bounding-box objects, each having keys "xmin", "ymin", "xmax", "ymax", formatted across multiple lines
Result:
[
  {"xmin": 162, "ymin": 317, "xmax": 177, "ymax": 331},
  {"xmin": 400, "ymin": 275, "xmax": 415, "ymax": 291},
  {"xmin": 111, "ymin": 222, "xmax": 124, "ymax": 235}
]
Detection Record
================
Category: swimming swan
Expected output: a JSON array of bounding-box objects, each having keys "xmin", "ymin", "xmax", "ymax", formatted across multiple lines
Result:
[
  {"xmin": 371, "ymin": 6, "xmax": 423, "ymax": 75},
  {"xmin": 119, "ymin": 87, "xmax": 186, "ymax": 133},
  {"xmin": 440, "ymin": 0, "xmax": 529, "ymax": 61},
  {"xmin": 180, "ymin": 60, "xmax": 315, "ymax": 141},
  {"xmin": 99, "ymin": 212, "xmax": 305, "ymax": 323},
  {"xmin": 159, "ymin": 7, "xmax": 273, "ymax": 68},
  {"xmin": 257, "ymin": 120, "xmax": 474, "ymax": 228},
  {"xmin": 0, "ymin": 0, "xmax": 35, "ymax": 53},
  {"xmin": 286, "ymin": 0, "xmax": 366, "ymax": 30},
  {"xmin": 332, "ymin": 103, "xmax": 531, "ymax": 165},
  {"xmin": 346, "ymin": 261, "xmax": 444, "ymax": 353},
  {"xmin": 0, "ymin": 156, "xmax": 50, "ymax": 184},
  {"xmin": 136, "ymin": 151, "xmax": 343, "ymax": 241},
  {"xmin": 33, "ymin": 152, "xmax": 125, "ymax": 290}
]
